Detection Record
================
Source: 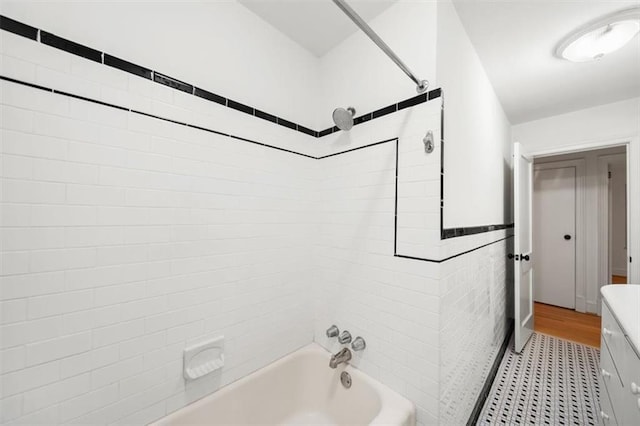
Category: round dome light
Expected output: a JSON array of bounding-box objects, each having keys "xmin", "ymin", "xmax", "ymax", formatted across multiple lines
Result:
[{"xmin": 556, "ymin": 8, "xmax": 640, "ymax": 62}]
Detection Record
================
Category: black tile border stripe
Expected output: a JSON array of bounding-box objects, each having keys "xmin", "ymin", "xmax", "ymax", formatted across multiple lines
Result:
[
  {"xmin": 40, "ymin": 31, "xmax": 102, "ymax": 63},
  {"xmin": 104, "ymin": 54, "xmax": 152, "ymax": 79},
  {"xmin": 442, "ymin": 224, "xmax": 514, "ymax": 239},
  {"xmin": 0, "ymin": 14, "xmax": 441, "ymax": 140},
  {"xmin": 194, "ymin": 87, "xmax": 226, "ymax": 106},
  {"xmin": 397, "ymin": 92, "xmax": 427, "ymax": 111},
  {"xmin": 277, "ymin": 117, "xmax": 297, "ymax": 131},
  {"xmin": 254, "ymin": 109, "xmax": 277, "ymax": 124},
  {"xmin": 0, "ymin": 15, "xmax": 38, "ymax": 40},
  {"xmin": 372, "ymin": 104, "xmax": 396, "ymax": 119},
  {"xmin": 466, "ymin": 321, "xmax": 514, "ymax": 426},
  {"xmin": 227, "ymin": 99, "xmax": 254, "ymax": 115},
  {"xmin": 297, "ymin": 125, "xmax": 317, "ymax": 137},
  {"xmin": 153, "ymin": 72, "xmax": 193, "ymax": 94}
]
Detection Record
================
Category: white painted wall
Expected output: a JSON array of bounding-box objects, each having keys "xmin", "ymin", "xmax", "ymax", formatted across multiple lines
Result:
[
  {"xmin": 318, "ymin": 1, "xmax": 437, "ymax": 130},
  {"xmin": 437, "ymin": 0, "xmax": 512, "ymax": 229},
  {"xmin": 0, "ymin": 0, "xmax": 320, "ymax": 129},
  {"xmin": 512, "ymin": 98, "xmax": 640, "ymax": 153},
  {"xmin": 513, "ymin": 98, "xmax": 640, "ymax": 286}
]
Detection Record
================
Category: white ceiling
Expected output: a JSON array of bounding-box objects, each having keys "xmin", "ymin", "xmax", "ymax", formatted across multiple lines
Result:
[
  {"xmin": 238, "ymin": 0, "xmax": 396, "ymax": 57},
  {"xmin": 452, "ymin": 0, "xmax": 640, "ymax": 124},
  {"xmin": 239, "ymin": 0, "xmax": 639, "ymax": 124}
]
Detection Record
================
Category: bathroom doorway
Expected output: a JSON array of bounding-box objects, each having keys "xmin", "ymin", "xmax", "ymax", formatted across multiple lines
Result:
[
  {"xmin": 528, "ymin": 145, "xmax": 628, "ymax": 347},
  {"xmin": 602, "ymin": 154, "xmax": 628, "ymax": 286}
]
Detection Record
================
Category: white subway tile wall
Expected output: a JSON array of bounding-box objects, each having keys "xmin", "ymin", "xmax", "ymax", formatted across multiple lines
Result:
[
  {"xmin": 0, "ymin": 27, "xmax": 510, "ymax": 426},
  {"xmin": 1, "ymin": 33, "xmax": 318, "ymax": 424},
  {"xmin": 439, "ymin": 236, "xmax": 511, "ymax": 425},
  {"xmin": 313, "ymin": 103, "xmax": 511, "ymax": 425},
  {"xmin": 395, "ymin": 102, "xmax": 442, "ymax": 260},
  {"xmin": 313, "ymin": 138, "xmax": 442, "ymax": 424}
]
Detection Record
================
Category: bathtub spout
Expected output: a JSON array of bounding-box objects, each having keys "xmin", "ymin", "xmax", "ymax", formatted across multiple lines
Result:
[{"xmin": 329, "ymin": 348, "xmax": 352, "ymax": 368}]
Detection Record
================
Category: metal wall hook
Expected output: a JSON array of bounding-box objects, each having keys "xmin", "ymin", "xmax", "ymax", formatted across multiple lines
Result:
[{"xmin": 423, "ymin": 131, "xmax": 434, "ymax": 154}]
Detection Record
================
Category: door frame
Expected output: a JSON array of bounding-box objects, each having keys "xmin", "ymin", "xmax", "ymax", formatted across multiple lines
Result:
[
  {"xmin": 513, "ymin": 142, "xmax": 535, "ymax": 352},
  {"xmin": 525, "ymin": 136, "xmax": 637, "ymax": 307},
  {"xmin": 533, "ymin": 159, "xmax": 586, "ymax": 312},
  {"xmin": 597, "ymin": 153, "xmax": 628, "ymax": 313}
]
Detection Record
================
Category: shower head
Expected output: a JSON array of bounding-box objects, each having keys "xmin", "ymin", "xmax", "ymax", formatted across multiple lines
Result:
[{"xmin": 332, "ymin": 107, "xmax": 356, "ymax": 131}]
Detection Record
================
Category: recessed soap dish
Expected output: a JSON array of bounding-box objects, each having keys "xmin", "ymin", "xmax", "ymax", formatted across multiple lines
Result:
[{"xmin": 183, "ymin": 335, "xmax": 224, "ymax": 381}]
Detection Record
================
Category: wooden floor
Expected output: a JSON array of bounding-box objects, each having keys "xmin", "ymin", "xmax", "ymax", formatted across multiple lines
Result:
[
  {"xmin": 534, "ymin": 302, "xmax": 602, "ymax": 348},
  {"xmin": 612, "ymin": 275, "xmax": 627, "ymax": 284},
  {"xmin": 532, "ymin": 276, "xmax": 627, "ymax": 347}
]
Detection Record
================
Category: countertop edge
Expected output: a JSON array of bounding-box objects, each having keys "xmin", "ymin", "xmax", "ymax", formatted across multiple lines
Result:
[{"xmin": 601, "ymin": 285, "xmax": 640, "ymax": 359}]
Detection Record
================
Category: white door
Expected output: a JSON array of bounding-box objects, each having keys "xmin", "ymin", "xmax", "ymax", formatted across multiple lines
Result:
[
  {"xmin": 533, "ymin": 166, "xmax": 576, "ymax": 309},
  {"xmin": 514, "ymin": 143, "xmax": 534, "ymax": 353}
]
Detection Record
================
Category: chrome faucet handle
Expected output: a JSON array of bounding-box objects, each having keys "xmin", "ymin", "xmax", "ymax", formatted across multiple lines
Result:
[
  {"xmin": 338, "ymin": 330, "xmax": 352, "ymax": 344},
  {"xmin": 326, "ymin": 325, "xmax": 339, "ymax": 338},
  {"xmin": 352, "ymin": 336, "xmax": 366, "ymax": 351}
]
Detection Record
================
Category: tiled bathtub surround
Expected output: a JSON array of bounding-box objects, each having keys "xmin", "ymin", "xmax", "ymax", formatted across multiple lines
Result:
[
  {"xmin": 0, "ymin": 30, "xmax": 319, "ymax": 424},
  {"xmin": 313, "ymin": 101, "xmax": 512, "ymax": 424},
  {"xmin": 1, "ymin": 10, "xmax": 511, "ymax": 426}
]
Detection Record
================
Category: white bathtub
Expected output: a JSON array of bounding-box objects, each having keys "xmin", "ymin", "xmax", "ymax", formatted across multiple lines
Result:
[{"xmin": 154, "ymin": 343, "xmax": 415, "ymax": 425}]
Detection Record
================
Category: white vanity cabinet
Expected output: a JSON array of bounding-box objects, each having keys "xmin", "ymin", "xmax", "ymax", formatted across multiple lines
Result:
[{"xmin": 600, "ymin": 285, "xmax": 640, "ymax": 426}]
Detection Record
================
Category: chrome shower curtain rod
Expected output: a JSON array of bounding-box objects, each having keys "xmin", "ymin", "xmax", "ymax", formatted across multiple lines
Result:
[{"xmin": 332, "ymin": 0, "xmax": 428, "ymax": 94}]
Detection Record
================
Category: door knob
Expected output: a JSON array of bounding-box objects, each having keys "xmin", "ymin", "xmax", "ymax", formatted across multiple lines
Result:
[
  {"xmin": 521, "ymin": 254, "xmax": 530, "ymax": 261},
  {"xmin": 564, "ymin": 234, "xmax": 571, "ymax": 240},
  {"xmin": 508, "ymin": 254, "xmax": 514, "ymax": 259}
]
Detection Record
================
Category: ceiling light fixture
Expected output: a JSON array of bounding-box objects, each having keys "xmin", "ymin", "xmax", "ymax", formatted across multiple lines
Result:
[{"xmin": 556, "ymin": 7, "xmax": 640, "ymax": 62}]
